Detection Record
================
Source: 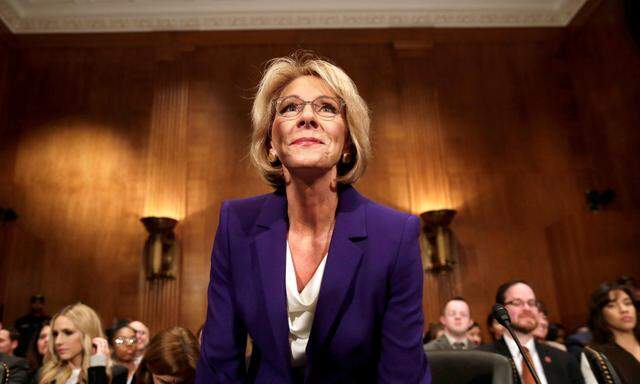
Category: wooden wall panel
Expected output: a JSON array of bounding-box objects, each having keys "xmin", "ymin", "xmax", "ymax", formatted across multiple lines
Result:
[{"xmin": 1, "ymin": 0, "xmax": 638, "ymax": 339}]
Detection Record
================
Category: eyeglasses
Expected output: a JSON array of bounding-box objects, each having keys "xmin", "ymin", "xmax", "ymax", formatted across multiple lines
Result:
[
  {"xmin": 274, "ymin": 95, "xmax": 345, "ymax": 119},
  {"xmin": 504, "ymin": 299, "xmax": 538, "ymax": 309},
  {"xmin": 114, "ymin": 337, "xmax": 137, "ymax": 346}
]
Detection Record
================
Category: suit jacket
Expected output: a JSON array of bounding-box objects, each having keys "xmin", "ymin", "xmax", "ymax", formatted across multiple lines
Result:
[
  {"xmin": 424, "ymin": 335, "xmax": 470, "ymax": 352},
  {"xmin": 476, "ymin": 338, "xmax": 584, "ymax": 384},
  {"xmin": 0, "ymin": 353, "xmax": 30, "ymax": 384},
  {"xmin": 196, "ymin": 186, "xmax": 430, "ymax": 383}
]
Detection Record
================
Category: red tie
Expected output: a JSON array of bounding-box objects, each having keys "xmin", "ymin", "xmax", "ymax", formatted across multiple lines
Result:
[{"xmin": 521, "ymin": 346, "xmax": 536, "ymax": 384}]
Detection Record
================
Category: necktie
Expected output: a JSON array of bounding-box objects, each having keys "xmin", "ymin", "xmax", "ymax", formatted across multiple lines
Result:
[
  {"xmin": 452, "ymin": 342, "xmax": 465, "ymax": 350},
  {"xmin": 521, "ymin": 346, "xmax": 536, "ymax": 384}
]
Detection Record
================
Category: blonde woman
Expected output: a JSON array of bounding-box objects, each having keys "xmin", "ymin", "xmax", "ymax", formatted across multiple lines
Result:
[
  {"xmin": 37, "ymin": 303, "xmax": 127, "ymax": 384},
  {"xmin": 196, "ymin": 52, "xmax": 429, "ymax": 383}
]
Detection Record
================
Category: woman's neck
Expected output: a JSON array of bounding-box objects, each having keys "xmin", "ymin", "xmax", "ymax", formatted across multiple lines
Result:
[
  {"xmin": 285, "ymin": 168, "xmax": 338, "ymax": 232},
  {"xmin": 612, "ymin": 329, "xmax": 640, "ymax": 357},
  {"xmin": 68, "ymin": 355, "xmax": 83, "ymax": 370}
]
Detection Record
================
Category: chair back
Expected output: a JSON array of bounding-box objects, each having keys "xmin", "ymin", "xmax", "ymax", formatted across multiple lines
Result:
[
  {"xmin": 427, "ymin": 350, "xmax": 514, "ymax": 384},
  {"xmin": 0, "ymin": 361, "xmax": 8, "ymax": 384},
  {"xmin": 583, "ymin": 346, "xmax": 623, "ymax": 384}
]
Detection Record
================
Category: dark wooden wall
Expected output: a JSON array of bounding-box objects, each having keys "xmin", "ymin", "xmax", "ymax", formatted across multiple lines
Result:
[{"xmin": 1, "ymin": 0, "xmax": 638, "ymax": 337}]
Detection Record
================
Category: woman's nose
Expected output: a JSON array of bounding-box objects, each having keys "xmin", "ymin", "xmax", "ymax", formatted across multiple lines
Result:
[{"xmin": 297, "ymin": 104, "xmax": 318, "ymax": 128}]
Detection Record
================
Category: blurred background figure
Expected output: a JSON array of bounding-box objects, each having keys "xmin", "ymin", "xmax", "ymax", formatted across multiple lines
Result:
[
  {"xmin": 14, "ymin": 294, "xmax": 50, "ymax": 357},
  {"xmin": 486, "ymin": 313, "xmax": 504, "ymax": 342},
  {"xmin": 128, "ymin": 321, "xmax": 149, "ymax": 364},
  {"xmin": 425, "ymin": 297, "xmax": 474, "ymax": 351},
  {"xmin": 37, "ymin": 303, "xmax": 127, "ymax": 384},
  {"xmin": 581, "ymin": 283, "xmax": 640, "ymax": 384},
  {"xmin": 26, "ymin": 321, "xmax": 50, "ymax": 375},
  {"xmin": 466, "ymin": 322, "xmax": 483, "ymax": 347},
  {"xmin": 0, "ymin": 327, "xmax": 19, "ymax": 356},
  {"xmin": 136, "ymin": 327, "xmax": 199, "ymax": 384},
  {"xmin": 533, "ymin": 300, "xmax": 567, "ymax": 351},
  {"xmin": 108, "ymin": 320, "xmax": 138, "ymax": 384}
]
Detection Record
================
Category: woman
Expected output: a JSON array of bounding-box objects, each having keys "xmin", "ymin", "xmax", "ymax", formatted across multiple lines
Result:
[
  {"xmin": 26, "ymin": 321, "xmax": 50, "ymax": 374},
  {"xmin": 196, "ymin": 52, "xmax": 429, "ymax": 383},
  {"xmin": 581, "ymin": 283, "xmax": 640, "ymax": 384},
  {"xmin": 136, "ymin": 327, "xmax": 198, "ymax": 384},
  {"xmin": 37, "ymin": 303, "xmax": 127, "ymax": 384},
  {"xmin": 108, "ymin": 321, "xmax": 138, "ymax": 384}
]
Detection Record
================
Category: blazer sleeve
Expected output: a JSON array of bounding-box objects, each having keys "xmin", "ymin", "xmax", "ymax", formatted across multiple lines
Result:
[
  {"xmin": 377, "ymin": 215, "xmax": 430, "ymax": 383},
  {"xmin": 196, "ymin": 201, "xmax": 248, "ymax": 384}
]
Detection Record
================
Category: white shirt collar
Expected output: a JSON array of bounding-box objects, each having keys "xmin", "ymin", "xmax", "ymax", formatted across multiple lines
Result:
[
  {"xmin": 444, "ymin": 331, "xmax": 468, "ymax": 348},
  {"xmin": 502, "ymin": 333, "xmax": 549, "ymax": 384}
]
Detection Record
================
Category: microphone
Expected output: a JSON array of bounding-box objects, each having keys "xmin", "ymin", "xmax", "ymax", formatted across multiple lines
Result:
[{"xmin": 492, "ymin": 304, "xmax": 542, "ymax": 384}]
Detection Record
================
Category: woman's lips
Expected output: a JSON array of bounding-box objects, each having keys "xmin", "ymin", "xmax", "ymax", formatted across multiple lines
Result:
[
  {"xmin": 291, "ymin": 137, "xmax": 323, "ymax": 145},
  {"xmin": 620, "ymin": 316, "xmax": 634, "ymax": 322},
  {"xmin": 56, "ymin": 348, "xmax": 68, "ymax": 354}
]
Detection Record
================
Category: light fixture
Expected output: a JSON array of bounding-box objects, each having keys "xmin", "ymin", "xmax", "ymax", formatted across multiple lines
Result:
[
  {"xmin": 420, "ymin": 209, "xmax": 457, "ymax": 273},
  {"xmin": 141, "ymin": 217, "xmax": 179, "ymax": 280}
]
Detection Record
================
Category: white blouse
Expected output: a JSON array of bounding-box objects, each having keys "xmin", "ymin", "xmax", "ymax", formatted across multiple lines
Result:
[{"xmin": 285, "ymin": 241, "xmax": 327, "ymax": 367}]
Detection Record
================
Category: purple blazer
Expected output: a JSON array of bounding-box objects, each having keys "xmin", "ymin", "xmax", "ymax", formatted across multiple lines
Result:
[{"xmin": 196, "ymin": 186, "xmax": 430, "ymax": 383}]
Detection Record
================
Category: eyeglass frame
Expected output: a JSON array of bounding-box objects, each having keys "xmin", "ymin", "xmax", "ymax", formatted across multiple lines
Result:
[
  {"xmin": 504, "ymin": 299, "xmax": 539, "ymax": 309},
  {"xmin": 113, "ymin": 336, "xmax": 137, "ymax": 346},
  {"xmin": 273, "ymin": 95, "xmax": 346, "ymax": 120}
]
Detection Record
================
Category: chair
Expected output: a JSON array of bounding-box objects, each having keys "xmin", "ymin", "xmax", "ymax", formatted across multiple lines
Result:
[
  {"xmin": 0, "ymin": 361, "xmax": 8, "ymax": 384},
  {"xmin": 427, "ymin": 350, "xmax": 514, "ymax": 384},
  {"xmin": 583, "ymin": 346, "xmax": 622, "ymax": 384}
]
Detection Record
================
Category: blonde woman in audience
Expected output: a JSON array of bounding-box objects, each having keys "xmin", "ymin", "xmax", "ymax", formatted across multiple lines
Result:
[
  {"xmin": 37, "ymin": 303, "xmax": 127, "ymax": 384},
  {"xmin": 136, "ymin": 327, "xmax": 199, "ymax": 384}
]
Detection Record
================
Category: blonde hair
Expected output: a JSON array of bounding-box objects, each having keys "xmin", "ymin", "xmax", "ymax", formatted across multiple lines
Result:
[
  {"xmin": 250, "ymin": 51, "xmax": 371, "ymax": 188},
  {"xmin": 39, "ymin": 303, "xmax": 108, "ymax": 384}
]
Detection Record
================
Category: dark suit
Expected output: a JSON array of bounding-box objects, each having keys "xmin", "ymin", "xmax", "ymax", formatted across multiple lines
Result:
[
  {"xmin": 476, "ymin": 338, "xmax": 584, "ymax": 384},
  {"xmin": 196, "ymin": 186, "xmax": 430, "ymax": 383},
  {"xmin": 0, "ymin": 353, "xmax": 30, "ymax": 384},
  {"xmin": 424, "ymin": 335, "xmax": 471, "ymax": 352}
]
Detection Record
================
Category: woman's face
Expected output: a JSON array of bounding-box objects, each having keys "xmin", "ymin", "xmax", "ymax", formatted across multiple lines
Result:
[
  {"xmin": 37, "ymin": 325, "xmax": 51, "ymax": 356},
  {"xmin": 602, "ymin": 289, "xmax": 637, "ymax": 333},
  {"xmin": 113, "ymin": 327, "xmax": 137, "ymax": 362},
  {"xmin": 52, "ymin": 316, "xmax": 84, "ymax": 366},
  {"xmin": 270, "ymin": 75, "xmax": 347, "ymax": 179}
]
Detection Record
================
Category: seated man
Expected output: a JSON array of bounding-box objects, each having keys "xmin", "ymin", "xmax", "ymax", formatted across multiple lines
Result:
[
  {"xmin": 477, "ymin": 280, "xmax": 584, "ymax": 384},
  {"xmin": 424, "ymin": 297, "xmax": 474, "ymax": 351},
  {"xmin": 0, "ymin": 328, "xmax": 18, "ymax": 356}
]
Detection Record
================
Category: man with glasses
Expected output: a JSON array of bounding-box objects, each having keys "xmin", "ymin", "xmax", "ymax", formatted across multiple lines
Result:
[{"xmin": 477, "ymin": 280, "xmax": 584, "ymax": 384}]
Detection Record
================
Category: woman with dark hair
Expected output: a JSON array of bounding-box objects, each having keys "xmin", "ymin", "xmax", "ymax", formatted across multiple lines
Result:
[
  {"xmin": 581, "ymin": 283, "xmax": 640, "ymax": 384},
  {"xmin": 26, "ymin": 321, "xmax": 50, "ymax": 374},
  {"xmin": 136, "ymin": 327, "xmax": 199, "ymax": 384},
  {"xmin": 107, "ymin": 321, "xmax": 138, "ymax": 384}
]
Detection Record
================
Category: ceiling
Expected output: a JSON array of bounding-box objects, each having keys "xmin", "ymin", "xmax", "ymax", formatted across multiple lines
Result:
[{"xmin": 0, "ymin": 0, "xmax": 588, "ymax": 34}]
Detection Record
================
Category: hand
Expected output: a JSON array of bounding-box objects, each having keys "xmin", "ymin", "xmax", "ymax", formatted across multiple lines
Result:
[{"xmin": 92, "ymin": 337, "xmax": 110, "ymax": 358}]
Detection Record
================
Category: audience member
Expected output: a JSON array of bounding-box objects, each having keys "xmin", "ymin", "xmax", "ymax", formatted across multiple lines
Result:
[
  {"xmin": 0, "ymin": 327, "xmax": 19, "ymax": 356},
  {"xmin": 26, "ymin": 321, "xmax": 50, "ymax": 374},
  {"xmin": 36, "ymin": 303, "xmax": 127, "ymax": 384},
  {"xmin": 581, "ymin": 283, "xmax": 640, "ymax": 384},
  {"xmin": 487, "ymin": 312, "xmax": 504, "ymax": 342},
  {"xmin": 532, "ymin": 301, "xmax": 567, "ymax": 352},
  {"xmin": 466, "ymin": 322, "xmax": 483, "ymax": 347},
  {"xmin": 0, "ymin": 351, "xmax": 31, "ymax": 384},
  {"xmin": 135, "ymin": 327, "xmax": 198, "ymax": 384},
  {"xmin": 128, "ymin": 321, "xmax": 149, "ymax": 364},
  {"xmin": 425, "ymin": 297, "xmax": 474, "ymax": 351},
  {"xmin": 546, "ymin": 322, "xmax": 566, "ymax": 345},
  {"xmin": 566, "ymin": 326, "xmax": 593, "ymax": 362},
  {"xmin": 108, "ymin": 320, "xmax": 138, "ymax": 384},
  {"xmin": 477, "ymin": 280, "xmax": 584, "ymax": 384},
  {"xmin": 14, "ymin": 294, "xmax": 51, "ymax": 357},
  {"xmin": 423, "ymin": 323, "xmax": 444, "ymax": 344}
]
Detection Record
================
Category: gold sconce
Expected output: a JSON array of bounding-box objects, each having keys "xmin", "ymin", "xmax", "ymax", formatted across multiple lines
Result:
[
  {"xmin": 141, "ymin": 217, "xmax": 179, "ymax": 280},
  {"xmin": 420, "ymin": 209, "xmax": 457, "ymax": 273}
]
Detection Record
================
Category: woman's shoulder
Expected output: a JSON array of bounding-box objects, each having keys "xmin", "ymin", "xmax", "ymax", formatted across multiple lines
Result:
[{"xmin": 350, "ymin": 189, "xmax": 418, "ymax": 227}]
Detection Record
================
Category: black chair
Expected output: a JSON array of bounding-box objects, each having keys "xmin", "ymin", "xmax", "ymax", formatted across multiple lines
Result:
[
  {"xmin": 583, "ymin": 346, "xmax": 622, "ymax": 384},
  {"xmin": 427, "ymin": 350, "xmax": 514, "ymax": 384},
  {"xmin": 0, "ymin": 361, "xmax": 8, "ymax": 384}
]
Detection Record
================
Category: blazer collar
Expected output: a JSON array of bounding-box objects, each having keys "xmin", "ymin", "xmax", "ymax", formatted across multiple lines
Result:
[{"xmin": 253, "ymin": 186, "xmax": 368, "ymax": 369}]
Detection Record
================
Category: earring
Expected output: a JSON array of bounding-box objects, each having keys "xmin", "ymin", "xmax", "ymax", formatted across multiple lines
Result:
[
  {"xmin": 341, "ymin": 152, "xmax": 352, "ymax": 164},
  {"xmin": 268, "ymin": 151, "xmax": 279, "ymax": 164}
]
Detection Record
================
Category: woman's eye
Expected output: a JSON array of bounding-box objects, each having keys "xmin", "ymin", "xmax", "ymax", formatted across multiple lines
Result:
[
  {"xmin": 52, "ymin": 331, "xmax": 58, "ymax": 337},
  {"xmin": 64, "ymin": 330, "xmax": 74, "ymax": 336},
  {"xmin": 319, "ymin": 103, "xmax": 337, "ymax": 113}
]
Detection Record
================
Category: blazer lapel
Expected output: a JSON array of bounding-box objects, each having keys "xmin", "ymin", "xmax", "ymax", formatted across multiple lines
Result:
[
  {"xmin": 309, "ymin": 187, "xmax": 366, "ymax": 350},
  {"xmin": 253, "ymin": 192, "xmax": 291, "ymax": 369},
  {"xmin": 536, "ymin": 342, "xmax": 556, "ymax": 383}
]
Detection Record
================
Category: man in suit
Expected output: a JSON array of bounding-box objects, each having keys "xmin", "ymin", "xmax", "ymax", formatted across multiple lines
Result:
[
  {"xmin": 477, "ymin": 280, "xmax": 584, "ymax": 384},
  {"xmin": 0, "ymin": 352, "xmax": 31, "ymax": 384},
  {"xmin": 424, "ymin": 297, "xmax": 474, "ymax": 351}
]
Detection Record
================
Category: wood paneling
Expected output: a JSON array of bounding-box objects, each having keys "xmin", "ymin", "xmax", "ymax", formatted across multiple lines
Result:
[{"xmin": 1, "ymin": 0, "xmax": 638, "ymax": 339}]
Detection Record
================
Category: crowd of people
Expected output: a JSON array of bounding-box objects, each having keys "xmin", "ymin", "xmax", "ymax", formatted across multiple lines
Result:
[
  {"xmin": 0, "ymin": 299, "xmax": 199, "ymax": 384},
  {"xmin": 422, "ymin": 276, "xmax": 640, "ymax": 384}
]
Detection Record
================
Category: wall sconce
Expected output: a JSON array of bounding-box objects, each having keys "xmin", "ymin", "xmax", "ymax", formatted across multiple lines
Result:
[
  {"xmin": 141, "ymin": 217, "xmax": 179, "ymax": 280},
  {"xmin": 585, "ymin": 189, "xmax": 615, "ymax": 211},
  {"xmin": 420, "ymin": 209, "xmax": 457, "ymax": 273}
]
